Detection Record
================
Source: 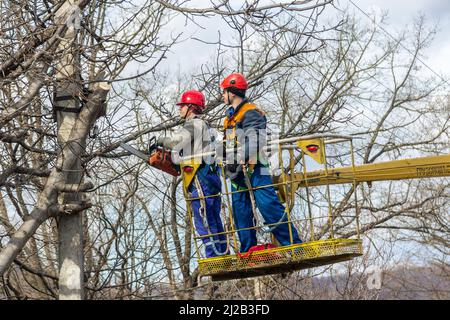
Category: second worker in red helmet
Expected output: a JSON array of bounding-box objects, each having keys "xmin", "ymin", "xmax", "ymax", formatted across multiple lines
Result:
[{"xmin": 220, "ymin": 73, "xmax": 302, "ymax": 253}]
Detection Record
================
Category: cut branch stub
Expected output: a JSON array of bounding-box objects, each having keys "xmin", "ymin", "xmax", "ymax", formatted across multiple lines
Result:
[
  {"xmin": 55, "ymin": 181, "xmax": 95, "ymax": 193},
  {"xmin": 49, "ymin": 201, "xmax": 92, "ymax": 217}
]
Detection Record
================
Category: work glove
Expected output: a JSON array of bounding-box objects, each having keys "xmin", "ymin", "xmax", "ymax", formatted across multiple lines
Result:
[
  {"xmin": 224, "ymin": 162, "xmax": 242, "ymax": 180},
  {"xmin": 225, "ymin": 163, "xmax": 239, "ymax": 174}
]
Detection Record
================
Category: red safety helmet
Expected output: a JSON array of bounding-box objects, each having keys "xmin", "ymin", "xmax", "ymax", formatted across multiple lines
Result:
[
  {"xmin": 220, "ymin": 73, "xmax": 248, "ymax": 90},
  {"xmin": 176, "ymin": 90, "xmax": 206, "ymax": 111}
]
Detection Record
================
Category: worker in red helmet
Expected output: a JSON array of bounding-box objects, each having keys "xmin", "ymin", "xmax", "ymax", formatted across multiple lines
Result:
[
  {"xmin": 157, "ymin": 90, "xmax": 228, "ymax": 258},
  {"xmin": 220, "ymin": 73, "xmax": 302, "ymax": 253}
]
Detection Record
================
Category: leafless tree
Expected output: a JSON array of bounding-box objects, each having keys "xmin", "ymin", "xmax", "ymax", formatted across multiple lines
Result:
[{"xmin": 1, "ymin": 1, "xmax": 448, "ymax": 300}]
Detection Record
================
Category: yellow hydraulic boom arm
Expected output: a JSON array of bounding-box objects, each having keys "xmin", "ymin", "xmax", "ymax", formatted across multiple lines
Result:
[
  {"xmin": 271, "ymin": 135, "xmax": 449, "ymax": 202},
  {"xmin": 289, "ymin": 154, "xmax": 450, "ymax": 188}
]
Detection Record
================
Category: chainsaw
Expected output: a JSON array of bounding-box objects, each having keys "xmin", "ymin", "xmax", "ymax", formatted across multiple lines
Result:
[{"xmin": 120, "ymin": 137, "xmax": 180, "ymax": 176}]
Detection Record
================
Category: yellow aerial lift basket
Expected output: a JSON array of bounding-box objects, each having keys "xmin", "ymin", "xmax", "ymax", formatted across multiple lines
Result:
[
  {"xmin": 181, "ymin": 134, "xmax": 449, "ymax": 282},
  {"xmin": 198, "ymin": 239, "xmax": 362, "ymax": 281},
  {"xmin": 180, "ymin": 134, "xmax": 365, "ymax": 281}
]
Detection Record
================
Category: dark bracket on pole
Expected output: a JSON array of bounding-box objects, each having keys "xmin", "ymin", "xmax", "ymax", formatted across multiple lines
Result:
[
  {"xmin": 52, "ymin": 76, "xmax": 107, "ymax": 122},
  {"xmin": 49, "ymin": 200, "xmax": 93, "ymax": 217},
  {"xmin": 52, "ymin": 78, "xmax": 81, "ymax": 121}
]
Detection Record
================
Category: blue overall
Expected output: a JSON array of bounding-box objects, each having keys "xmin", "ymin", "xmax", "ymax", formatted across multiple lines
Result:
[
  {"xmin": 224, "ymin": 99, "xmax": 302, "ymax": 253},
  {"xmin": 231, "ymin": 164, "xmax": 302, "ymax": 253},
  {"xmin": 188, "ymin": 166, "xmax": 228, "ymax": 258}
]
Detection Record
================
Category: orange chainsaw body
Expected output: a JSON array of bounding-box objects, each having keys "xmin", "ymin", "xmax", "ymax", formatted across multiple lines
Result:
[{"xmin": 148, "ymin": 148, "xmax": 180, "ymax": 176}]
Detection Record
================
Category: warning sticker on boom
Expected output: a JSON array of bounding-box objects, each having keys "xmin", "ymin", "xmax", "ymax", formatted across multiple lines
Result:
[{"xmin": 416, "ymin": 165, "xmax": 448, "ymax": 177}]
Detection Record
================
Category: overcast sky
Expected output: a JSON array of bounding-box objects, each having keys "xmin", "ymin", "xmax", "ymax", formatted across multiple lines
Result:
[
  {"xmin": 159, "ymin": 0, "xmax": 450, "ymax": 84},
  {"xmin": 346, "ymin": 0, "xmax": 450, "ymax": 80}
]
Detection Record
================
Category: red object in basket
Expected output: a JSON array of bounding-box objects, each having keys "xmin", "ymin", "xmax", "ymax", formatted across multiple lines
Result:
[{"xmin": 237, "ymin": 243, "xmax": 278, "ymax": 260}]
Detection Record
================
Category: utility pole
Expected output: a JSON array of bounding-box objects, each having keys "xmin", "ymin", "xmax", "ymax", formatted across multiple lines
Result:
[
  {"xmin": 254, "ymin": 277, "xmax": 264, "ymax": 300},
  {"xmin": 54, "ymin": 1, "xmax": 84, "ymax": 300}
]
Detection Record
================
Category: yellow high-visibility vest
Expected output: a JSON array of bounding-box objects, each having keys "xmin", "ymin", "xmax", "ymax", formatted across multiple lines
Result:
[{"xmin": 223, "ymin": 102, "xmax": 265, "ymax": 146}]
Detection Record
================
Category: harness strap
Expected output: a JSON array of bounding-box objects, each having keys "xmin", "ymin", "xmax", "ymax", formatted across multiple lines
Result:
[{"xmin": 193, "ymin": 176, "xmax": 228, "ymax": 256}]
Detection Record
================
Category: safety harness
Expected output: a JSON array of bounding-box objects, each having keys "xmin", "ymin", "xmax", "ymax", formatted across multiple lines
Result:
[
  {"xmin": 223, "ymin": 101, "xmax": 288, "ymax": 237},
  {"xmin": 193, "ymin": 176, "xmax": 229, "ymax": 256},
  {"xmin": 183, "ymin": 120, "xmax": 229, "ymax": 256}
]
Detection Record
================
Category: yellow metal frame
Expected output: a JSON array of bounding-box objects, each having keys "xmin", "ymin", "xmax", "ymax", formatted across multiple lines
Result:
[
  {"xmin": 186, "ymin": 135, "xmax": 362, "ymax": 281},
  {"xmin": 199, "ymin": 239, "xmax": 363, "ymax": 281},
  {"xmin": 180, "ymin": 157, "xmax": 202, "ymax": 190},
  {"xmin": 181, "ymin": 133, "xmax": 449, "ymax": 281}
]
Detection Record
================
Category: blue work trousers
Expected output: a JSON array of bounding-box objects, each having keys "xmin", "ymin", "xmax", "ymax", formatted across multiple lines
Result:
[
  {"xmin": 231, "ymin": 164, "xmax": 302, "ymax": 252},
  {"xmin": 189, "ymin": 170, "xmax": 228, "ymax": 258}
]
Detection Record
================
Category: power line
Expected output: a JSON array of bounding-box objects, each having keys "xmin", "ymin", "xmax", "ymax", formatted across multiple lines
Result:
[
  {"xmin": 348, "ymin": 0, "xmax": 450, "ymax": 89},
  {"xmin": 262, "ymin": 0, "xmax": 443, "ymax": 145},
  {"xmin": 298, "ymin": 61, "xmax": 427, "ymax": 144},
  {"xmin": 274, "ymin": 1, "xmax": 447, "ymax": 146}
]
